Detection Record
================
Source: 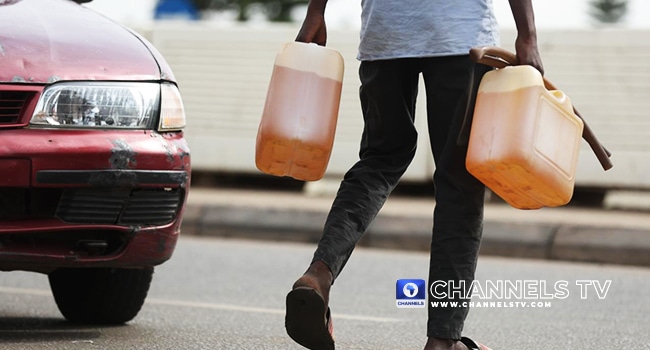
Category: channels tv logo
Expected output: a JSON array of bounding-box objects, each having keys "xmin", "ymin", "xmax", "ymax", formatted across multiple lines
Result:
[{"xmin": 396, "ymin": 279, "xmax": 426, "ymax": 308}]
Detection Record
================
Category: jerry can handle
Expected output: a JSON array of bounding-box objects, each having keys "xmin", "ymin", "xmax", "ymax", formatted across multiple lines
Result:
[
  {"xmin": 470, "ymin": 46, "xmax": 518, "ymax": 68},
  {"xmin": 469, "ymin": 46, "xmax": 613, "ymax": 171}
]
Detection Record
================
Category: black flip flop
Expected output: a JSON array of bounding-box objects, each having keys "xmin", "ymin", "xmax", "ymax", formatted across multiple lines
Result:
[
  {"xmin": 461, "ymin": 337, "xmax": 492, "ymax": 350},
  {"xmin": 285, "ymin": 287, "xmax": 334, "ymax": 350}
]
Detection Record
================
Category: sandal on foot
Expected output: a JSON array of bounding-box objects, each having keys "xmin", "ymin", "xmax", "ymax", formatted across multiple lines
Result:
[
  {"xmin": 285, "ymin": 287, "xmax": 334, "ymax": 350},
  {"xmin": 461, "ymin": 337, "xmax": 493, "ymax": 350}
]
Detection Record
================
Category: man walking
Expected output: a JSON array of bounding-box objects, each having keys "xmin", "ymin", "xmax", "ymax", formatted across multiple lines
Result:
[{"xmin": 285, "ymin": 1, "xmax": 544, "ymax": 349}]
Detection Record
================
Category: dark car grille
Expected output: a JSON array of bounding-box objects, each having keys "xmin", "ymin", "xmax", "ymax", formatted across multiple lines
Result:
[
  {"xmin": 120, "ymin": 190, "xmax": 182, "ymax": 225},
  {"xmin": 0, "ymin": 91, "xmax": 32, "ymax": 125},
  {"xmin": 56, "ymin": 188, "xmax": 182, "ymax": 225}
]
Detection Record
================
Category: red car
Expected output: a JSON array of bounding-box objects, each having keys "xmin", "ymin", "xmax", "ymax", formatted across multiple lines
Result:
[{"xmin": 0, "ymin": 0, "xmax": 190, "ymax": 324}]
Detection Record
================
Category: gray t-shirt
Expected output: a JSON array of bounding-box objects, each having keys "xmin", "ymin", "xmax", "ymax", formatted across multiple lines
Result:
[{"xmin": 358, "ymin": 0, "xmax": 500, "ymax": 61}]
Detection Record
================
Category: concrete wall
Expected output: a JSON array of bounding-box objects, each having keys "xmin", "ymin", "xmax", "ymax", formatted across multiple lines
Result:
[{"xmin": 150, "ymin": 23, "xmax": 650, "ymax": 189}]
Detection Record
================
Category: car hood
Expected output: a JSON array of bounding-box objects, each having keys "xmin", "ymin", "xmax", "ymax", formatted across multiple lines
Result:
[{"xmin": 0, "ymin": 0, "xmax": 164, "ymax": 83}]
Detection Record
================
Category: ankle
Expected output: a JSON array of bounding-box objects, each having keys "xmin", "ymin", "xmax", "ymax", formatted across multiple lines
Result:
[
  {"xmin": 292, "ymin": 260, "xmax": 333, "ymax": 305},
  {"xmin": 306, "ymin": 260, "xmax": 333, "ymax": 284},
  {"xmin": 300, "ymin": 261, "xmax": 333, "ymax": 294},
  {"xmin": 424, "ymin": 337, "xmax": 468, "ymax": 350}
]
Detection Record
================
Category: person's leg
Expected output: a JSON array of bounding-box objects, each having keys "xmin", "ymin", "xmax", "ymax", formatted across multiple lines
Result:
[
  {"xmin": 420, "ymin": 56, "xmax": 490, "ymax": 346},
  {"xmin": 311, "ymin": 58, "xmax": 422, "ymax": 280},
  {"xmin": 286, "ymin": 58, "xmax": 421, "ymax": 349}
]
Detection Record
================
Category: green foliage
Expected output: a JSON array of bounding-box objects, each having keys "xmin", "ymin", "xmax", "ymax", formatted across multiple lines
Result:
[
  {"xmin": 589, "ymin": 0, "xmax": 628, "ymax": 24},
  {"xmin": 188, "ymin": 0, "xmax": 308, "ymax": 22}
]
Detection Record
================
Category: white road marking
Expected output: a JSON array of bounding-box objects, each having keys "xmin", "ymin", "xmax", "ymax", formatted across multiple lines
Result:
[
  {"xmin": 0, "ymin": 287, "xmax": 402, "ymax": 323},
  {"xmin": 146, "ymin": 298, "xmax": 402, "ymax": 323},
  {"xmin": 0, "ymin": 286, "xmax": 51, "ymax": 296}
]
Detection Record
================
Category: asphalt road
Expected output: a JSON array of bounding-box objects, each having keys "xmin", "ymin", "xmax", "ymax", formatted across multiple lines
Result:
[{"xmin": 0, "ymin": 236, "xmax": 649, "ymax": 349}]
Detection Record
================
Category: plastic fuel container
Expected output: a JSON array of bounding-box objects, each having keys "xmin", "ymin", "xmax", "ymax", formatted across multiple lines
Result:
[
  {"xmin": 255, "ymin": 42, "xmax": 344, "ymax": 181},
  {"xmin": 466, "ymin": 65, "xmax": 584, "ymax": 209}
]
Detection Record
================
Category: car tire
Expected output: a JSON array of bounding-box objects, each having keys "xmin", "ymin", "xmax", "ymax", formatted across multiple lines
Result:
[{"xmin": 48, "ymin": 267, "xmax": 154, "ymax": 324}]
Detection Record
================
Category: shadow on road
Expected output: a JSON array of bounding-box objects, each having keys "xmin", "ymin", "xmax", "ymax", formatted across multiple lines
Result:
[{"xmin": 0, "ymin": 317, "xmax": 121, "ymax": 344}]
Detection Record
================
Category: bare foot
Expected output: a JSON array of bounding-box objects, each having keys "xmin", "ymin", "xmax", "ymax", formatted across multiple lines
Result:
[{"xmin": 423, "ymin": 337, "xmax": 469, "ymax": 350}]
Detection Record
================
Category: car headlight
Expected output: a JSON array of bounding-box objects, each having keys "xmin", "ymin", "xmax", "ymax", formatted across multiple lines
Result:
[{"xmin": 30, "ymin": 82, "xmax": 186, "ymax": 131}]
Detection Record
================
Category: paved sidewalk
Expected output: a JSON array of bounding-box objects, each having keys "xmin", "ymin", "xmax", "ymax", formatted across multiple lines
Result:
[{"xmin": 182, "ymin": 187, "xmax": 650, "ymax": 267}]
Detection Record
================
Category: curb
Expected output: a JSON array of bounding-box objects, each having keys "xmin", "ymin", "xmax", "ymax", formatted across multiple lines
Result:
[{"xmin": 181, "ymin": 202, "xmax": 650, "ymax": 268}]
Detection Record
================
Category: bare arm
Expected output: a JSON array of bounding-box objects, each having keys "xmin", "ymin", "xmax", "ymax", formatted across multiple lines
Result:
[
  {"xmin": 509, "ymin": 0, "xmax": 544, "ymax": 75},
  {"xmin": 296, "ymin": 0, "xmax": 328, "ymax": 46}
]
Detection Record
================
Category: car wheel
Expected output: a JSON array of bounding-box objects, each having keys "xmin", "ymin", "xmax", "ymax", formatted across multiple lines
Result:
[{"xmin": 48, "ymin": 267, "xmax": 154, "ymax": 324}]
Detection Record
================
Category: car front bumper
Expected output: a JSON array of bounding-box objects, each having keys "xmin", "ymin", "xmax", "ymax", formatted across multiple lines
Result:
[{"xmin": 0, "ymin": 129, "xmax": 191, "ymax": 273}]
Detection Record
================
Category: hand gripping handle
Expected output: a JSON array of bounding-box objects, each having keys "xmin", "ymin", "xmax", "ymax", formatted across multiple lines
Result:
[{"xmin": 470, "ymin": 46, "xmax": 613, "ymax": 171}]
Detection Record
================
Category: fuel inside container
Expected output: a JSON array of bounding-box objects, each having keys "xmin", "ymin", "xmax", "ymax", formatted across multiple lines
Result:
[
  {"xmin": 466, "ymin": 65, "xmax": 584, "ymax": 209},
  {"xmin": 255, "ymin": 42, "xmax": 344, "ymax": 181}
]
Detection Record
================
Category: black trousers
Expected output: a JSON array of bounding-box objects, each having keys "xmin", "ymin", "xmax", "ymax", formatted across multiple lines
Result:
[{"xmin": 312, "ymin": 55, "xmax": 490, "ymax": 339}]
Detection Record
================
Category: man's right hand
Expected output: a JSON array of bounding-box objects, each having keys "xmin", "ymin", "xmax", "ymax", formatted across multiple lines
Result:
[{"xmin": 295, "ymin": 0, "xmax": 328, "ymax": 46}]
